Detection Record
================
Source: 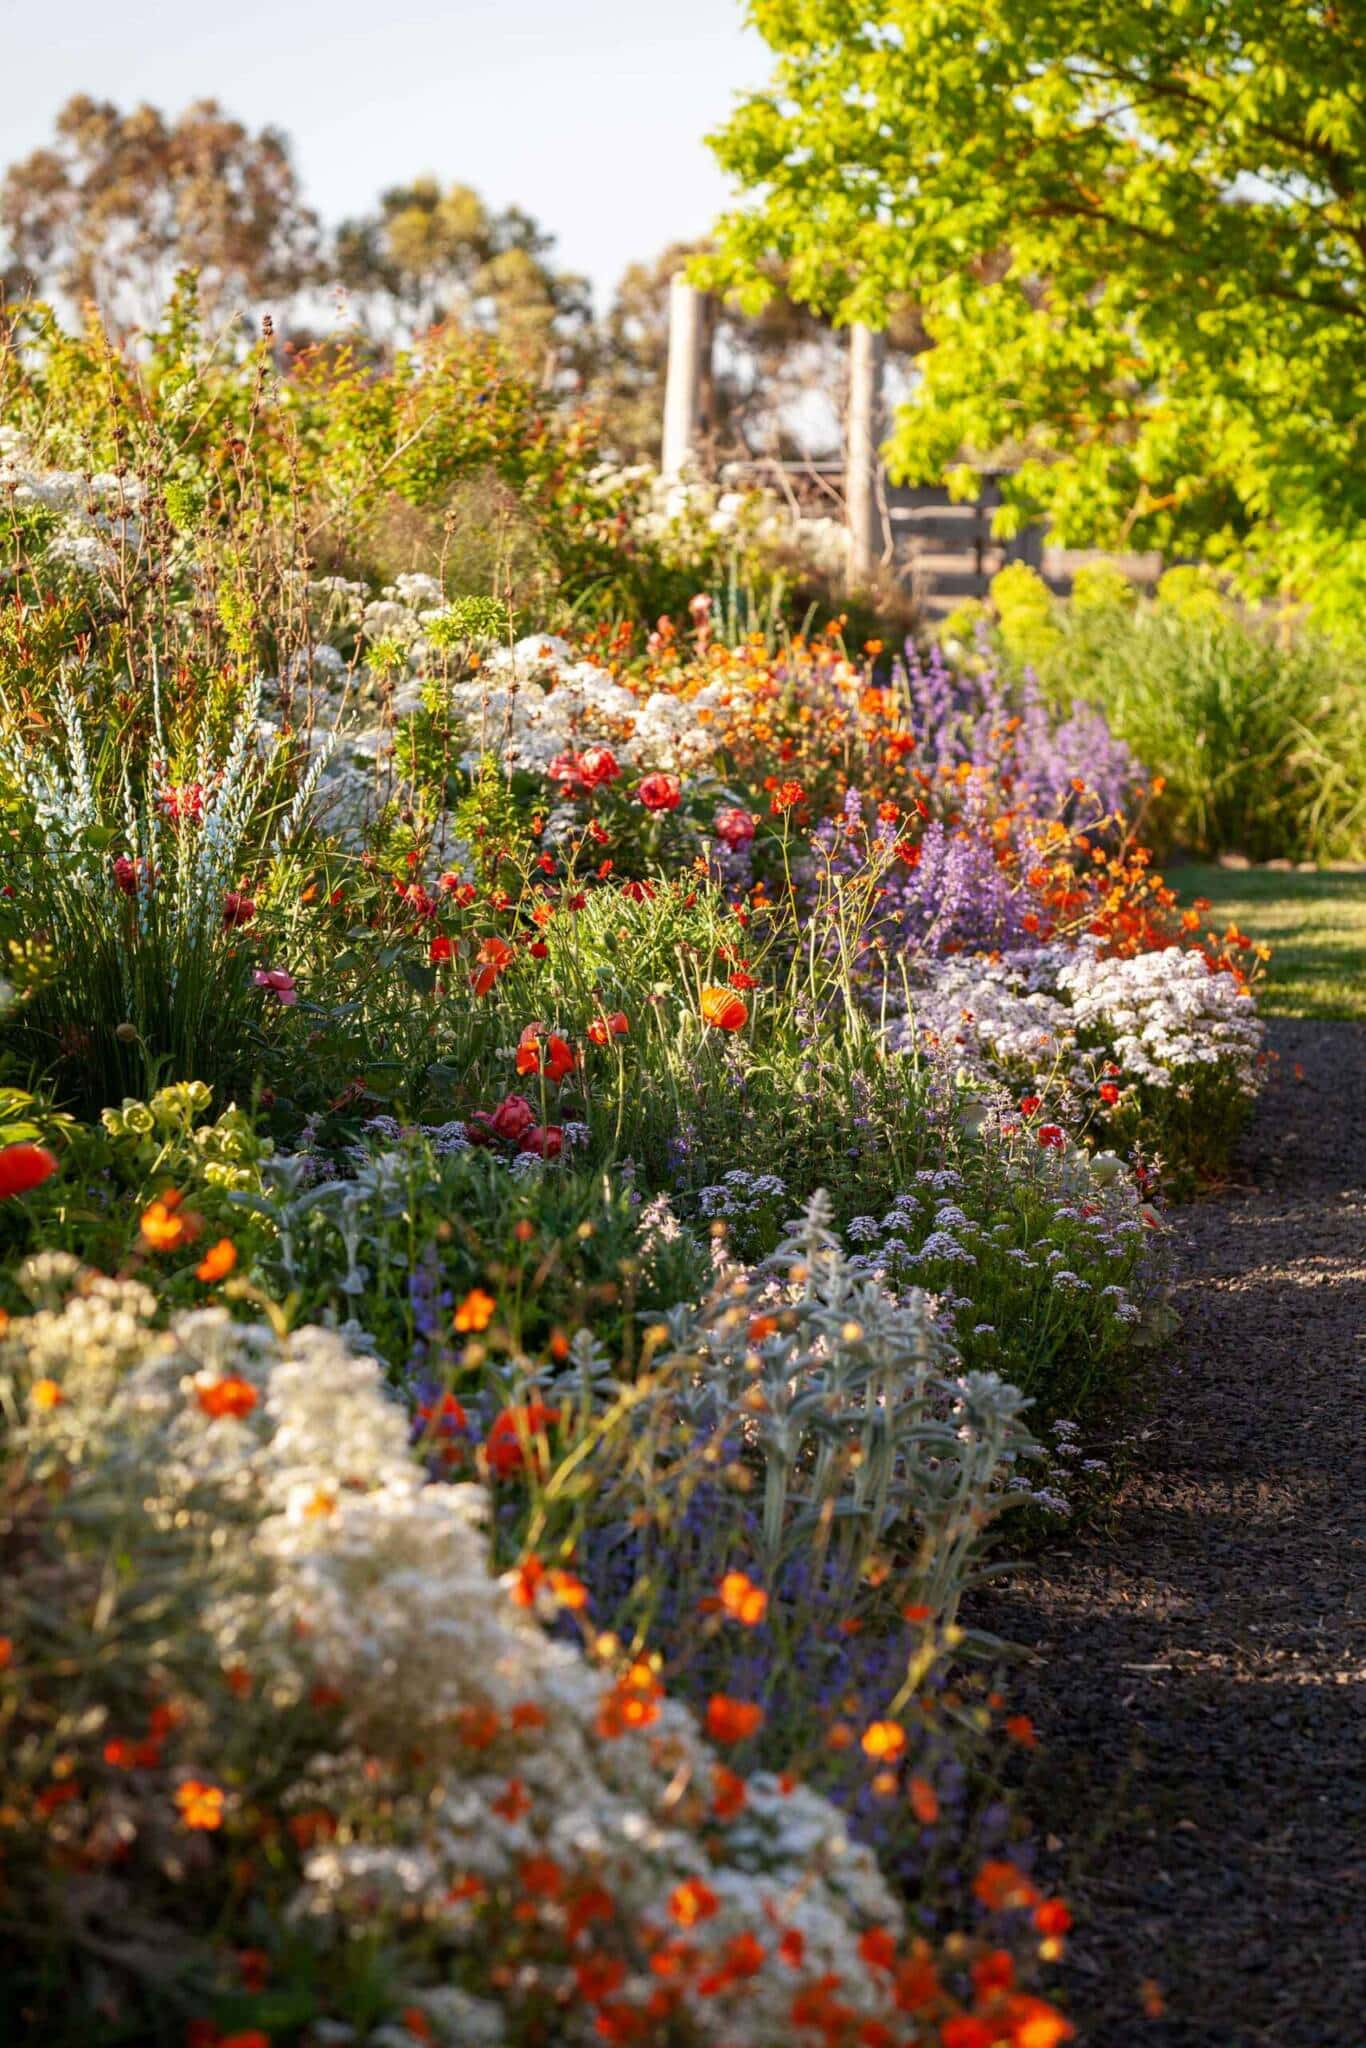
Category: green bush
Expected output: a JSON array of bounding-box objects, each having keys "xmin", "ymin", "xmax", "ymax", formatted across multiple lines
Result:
[{"xmin": 987, "ymin": 565, "xmax": 1366, "ymax": 863}]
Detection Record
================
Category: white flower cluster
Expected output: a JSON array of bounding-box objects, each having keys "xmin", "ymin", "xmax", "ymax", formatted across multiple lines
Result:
[
  {"xmin": 8, "ymin": 1276, "xmax": 917, "ymax": 2047},
  {"xmin": 898, "ymin": 955, "xmax": 1076, "ymax": 1077},
  {"xmin": 0, "ymin": 426, "xmax": 145, "ymax": 574},
  {"xmin": 593, "ymin": 462, "xmax": 850, "ymax": 582},
  {"xmin": 897, "ymin": 939, "xmax": 1262, "ymax": 1100},
  {"xmin": 1054, "ymin": 943, "xmax": 1263, "ymax": 1092}
]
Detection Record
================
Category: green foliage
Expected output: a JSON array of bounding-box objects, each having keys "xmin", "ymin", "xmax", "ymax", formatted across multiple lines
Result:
[
  {"xmin": 706, "ymin": 0, "xmax": 1366, "ymax": 627},
  {"xmin": 980, "ymin": 566, "xmax": 1366, "ymax": 862}
]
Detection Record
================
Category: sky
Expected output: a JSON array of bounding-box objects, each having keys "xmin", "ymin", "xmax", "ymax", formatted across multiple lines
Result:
[{"xmin": 0, "ymin": 0, "xmax": 771, "ymax": 311}]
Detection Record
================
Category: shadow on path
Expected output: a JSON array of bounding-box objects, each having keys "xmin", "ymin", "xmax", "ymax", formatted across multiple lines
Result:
[{"xmin": 977, "ymin": 1021, "xmax": 1365, "ymax": 2047}]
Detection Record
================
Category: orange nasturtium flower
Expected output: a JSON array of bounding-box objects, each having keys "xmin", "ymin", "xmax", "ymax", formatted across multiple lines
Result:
[
  {"xmin": 175, "ymin": 1779, "xmax": 225, "ymax": 1830},
  {"xmin": 861, "ymin": 1719, "xmax": 907, "ymax": 1761},
  {"xmin": 140, "ymin": 1190, "xmax": 202, "ymax": 1251},
  {"xmin": 453, "ymin": 1288, "xmax": 496, "ymax": 1334},
  {"xmin": 699, "ymin": 985, "xmax": 748, "ymax": 1032},
  {"xmin": 705, "ymin": 1694, "xmax": 764, "ymax": 1744},
  {"xmin": 195, "ymin": 1376, "xmax": 259, "ymax": 1421},
  {"xmin": 195, "ymin": 1238, "xmax": 238, "ymax": 1283},
  {"xmin": 717, "ymin": 1571, "xmax": 768, "ymax": 1626}
]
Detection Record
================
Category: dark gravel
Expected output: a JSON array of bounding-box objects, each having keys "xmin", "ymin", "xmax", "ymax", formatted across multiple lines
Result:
[{"xmin": 977, "ymin": 1020, "xmax": 1366, "ymax": 2046}]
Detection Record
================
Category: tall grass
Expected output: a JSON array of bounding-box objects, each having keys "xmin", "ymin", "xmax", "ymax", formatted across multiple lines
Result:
[{"xmin": 988, "ymin": 568, "xmax": 1366, "ymax": 863}]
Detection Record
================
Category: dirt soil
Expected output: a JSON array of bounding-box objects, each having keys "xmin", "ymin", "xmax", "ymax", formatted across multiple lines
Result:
[{"xmin": 977, "ymin": 1020, "xmax": 1365, "ymax": 2046}]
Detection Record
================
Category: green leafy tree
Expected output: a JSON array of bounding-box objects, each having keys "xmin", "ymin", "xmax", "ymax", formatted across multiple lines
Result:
[
  {"xmin": 334, "ymin": 176, "xmax": 592, "ymax": 378},
  {"xmin": 706, "ymin": 1, "xmax": 1366, "ymax": 627}
]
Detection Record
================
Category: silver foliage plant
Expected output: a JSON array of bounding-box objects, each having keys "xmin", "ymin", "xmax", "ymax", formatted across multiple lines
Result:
[{"xmin": 616, "ymin": 1193, "xmax": 1045, "ymax": 1630}]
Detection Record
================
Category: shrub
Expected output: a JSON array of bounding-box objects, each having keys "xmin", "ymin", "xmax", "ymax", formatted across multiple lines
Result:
[{"xmin": 985, "ymin": 565, "xmax": 1366, "ymax": 863}]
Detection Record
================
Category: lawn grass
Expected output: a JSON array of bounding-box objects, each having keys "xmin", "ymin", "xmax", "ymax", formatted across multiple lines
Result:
[{"xmin": 1164, "ymin": 864, "xmax": 1366, "ymax": 1022}]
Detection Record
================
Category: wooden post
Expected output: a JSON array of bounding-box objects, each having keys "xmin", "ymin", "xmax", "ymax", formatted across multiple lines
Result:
[
  {"xmin": 845, "ymin": 321, "xmax": 886, "ymax": 585},
  {"xmin": 661, "ymin": 273, "xmax": 707, "ymax": 481}
]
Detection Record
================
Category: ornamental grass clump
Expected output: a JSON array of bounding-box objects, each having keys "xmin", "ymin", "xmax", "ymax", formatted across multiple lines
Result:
[
  {"xmin": 0, "ymin": 1262, "xmax": 1073, "ymax": 2048},
  {"xmin": 0, "ymin": 678, "xmax": 327, "ymax": 1109}
]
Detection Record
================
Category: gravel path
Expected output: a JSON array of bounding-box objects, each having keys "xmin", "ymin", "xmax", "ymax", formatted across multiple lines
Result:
[{"xmin": 979, "ymin": 1020, "xmax": 1365, "ymax": 2046}]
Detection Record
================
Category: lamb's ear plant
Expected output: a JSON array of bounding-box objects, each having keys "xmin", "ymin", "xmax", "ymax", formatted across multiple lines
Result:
[{"xmin": 0, "ymin": 675, "xmax": 332, "ymax": 1113}]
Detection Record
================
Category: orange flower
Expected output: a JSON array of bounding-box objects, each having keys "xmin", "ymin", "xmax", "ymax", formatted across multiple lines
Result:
[
  {"xmin": 909, "ymin": 1775, "xmax": 939, "ymax": 1825},
  {"xmin": 711, "ymin": 1764, "xmax": 747, "ymax": 1818},
  {"xmin": 195, "ymin": 1238, "xmax": 237, "ymax": 1283},
  {"xmin": 587, "ymin": 1010, "xmax": 629, "ymax": 1045},
  {"xmin": 140, "ymin": 1190, "xmax": 202, "ymax": 1251},
  {"xmin": 700, "ymin": 985, "xmax": 748, "ymax": 1032},
  {"xmin": 596, "ymin": 1663, "xmax": 663, "ymax": 1739},
  {"xmin": 1033, "ymin": 1899, "xmax": 1072, "ymax": 1938},
  {"xmin": 747, "ymin": 1314, "xmax": 778, "ymax": 1342},
  {"xmin": 0, "ymin": 1636, "xmax": 12, "ymax": 1671},
  {"xmin": 175, "ymin": 1780, "xmax": 225, "ymax": 1830},
  {"xmin": 858, "ymin": 1927, "xmax": 898, "ymax": 1971},
  {"xmin": 717, "ymin": 1570, "xmax": 768, "ymax": 1626},
  {"xmin": 548, "ymin": 1568, "xmax": 590, "ymax": 1610},
  {"xmin": 511, "ymin": 1555, "xmax": 545, "ymax": 1607},
  {"xmin": 454, "ymin": 1287, "xmax": 496, "ymax": 1333},
  {"xmin": 861, "ymin": 1719, "xmax": 906, "ymax": 1760},
  {"xmin": 941, "ymin": 2019, "xmax": 996, "ymax": 2048},
  {"xmin": 31, "ymin": 1377, "xmax": 64, "ymax": 1410},
  {"xmin": 668, "ymin": 1877, "xmax": 719, "ymax": 1926},
  {"xmin": 1004, "ymin": 1996, "xmax": 1075, "ymax": 2048},
  {"xmin": 515, "ymin": 1026, "xmax": 575, "ymax": 1083},
  {"xmin": 472, "ymin": 935, "xmax": 514, "ymax": 996},
  {"xmin": 1004, "ymin": 1713, "xmax": 1038, "ymax": 1748},
  {"xmin": 705, "ymin": 1694, "xmax": 764, "ymax": 1744},
  {"xmin": 195, "ymin": 1375, "xmax": 259, "ymax": 1421},
  {"xmin": 972, "ymin": 1948, "xmax": 1016, "ymax": 1996},
  {"xmin": 973, "ymin": 1859, "xmax": 1040, "ymax": 1912}
]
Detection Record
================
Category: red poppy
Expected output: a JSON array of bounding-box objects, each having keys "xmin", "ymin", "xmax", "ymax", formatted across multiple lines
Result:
[
  {"xmin": 588, "ymin": 1010, "xmax": 629, "ymax": 1045},
  {"xmin": 429, "ymin": 935, "xmax": 454, "ymax": 963},
  {"xmin": 1037, "ymin": 1124, "xmax": 1066, "ymax": 1150},
  {"xmin": 0, "ymin": 1143, "xmax": 58, "ymax": 1200},
  {"xmin": 221, "ymin": 891, "xmax": 256, "ymax": 927},
  {"xmin": 700, "ymin": 986, "xmax": 748, "ymax": 1032},
  {"xmin": 485, "ymin": 1401, "xmax": 560, "ymax": 1481},
  {"xmin": 472, "ymin": 935, "xmax": 514, "ymax": 995},
  {"xmin": 515, "ymin": 1026, "xmax": 575, "ymax": 1083},
  {"xmin": 518, "ymin": 1124, "xmax": 563, "ymax": 1159}
]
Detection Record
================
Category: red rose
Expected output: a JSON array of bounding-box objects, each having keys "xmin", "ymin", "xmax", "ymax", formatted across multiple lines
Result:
[
  {"xmin": 579, "ymin": 746, "xmax": 620, "ymax": 787},
  {"xmin": 712, "ymin": 806, "xmax": 755, "ymax": 849},
  {"xmin": 637, "ymin": 773, "xmax": 681, "ymax": 812}
]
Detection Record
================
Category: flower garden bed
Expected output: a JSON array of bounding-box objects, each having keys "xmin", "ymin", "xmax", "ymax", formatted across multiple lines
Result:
[{"xmin": 0, "ymin": 409, "xmax": 1272, "ymax": 2047}]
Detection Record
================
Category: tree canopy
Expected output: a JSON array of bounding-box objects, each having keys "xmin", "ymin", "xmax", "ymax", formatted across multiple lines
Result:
[
  {"xmin": 706, "ymin": 0, "xmax": 1366, "ymax": 625},
  {"xmin": 0, "ymin": 96, "xmax": 318, "ymax": 330}
]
